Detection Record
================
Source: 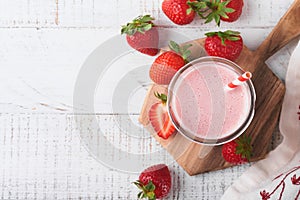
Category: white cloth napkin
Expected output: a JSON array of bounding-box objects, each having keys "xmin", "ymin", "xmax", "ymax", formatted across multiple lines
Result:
[{"xmin": 221, "ymin": 40, "xmax": 300, "ymax": 200}]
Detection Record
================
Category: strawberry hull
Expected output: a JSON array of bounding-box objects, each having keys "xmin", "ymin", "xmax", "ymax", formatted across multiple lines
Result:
[
  {"xmin": 204, "ymin": 31, "xmax": 243, "ymax": 61},
  {"xmin": 121, "ymin": 15, "xmax": 159, "ymax": 56},
  {"xmin": 221, "ymin": 0, "xmax": 244, "ymax": 22},
  {"xmin": 138, "ymin": 164, "xmax": 171, "ymax": 199}
]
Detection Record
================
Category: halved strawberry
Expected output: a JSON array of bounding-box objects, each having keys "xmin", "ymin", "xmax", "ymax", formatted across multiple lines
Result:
[{"xmin": 149, "ymin": 92, "xmax": 176, "ymax": 139}]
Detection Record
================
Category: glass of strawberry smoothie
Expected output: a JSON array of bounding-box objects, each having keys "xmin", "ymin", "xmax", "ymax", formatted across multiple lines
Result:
[{"xmin": 167, "ymin": 56, "xmax": 256, "ymax": 145}]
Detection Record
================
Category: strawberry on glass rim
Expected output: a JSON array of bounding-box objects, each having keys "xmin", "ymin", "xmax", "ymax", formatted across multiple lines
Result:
[
  {"xmin": 204, "ymin": 30, "xmax": 243, "ymax": 61},
  {"xmin": 149, "ymin": 92, "xmax": 176, "ymax": 140},
  {"xmin": 149, "ymin": 40, "xmax": 192, "ymax": 85},
  {"xmin": 121, "ymin": 15, "xmax": 159, "ymax": 56},
  {"xmin": 187, "ymin": 0, "xmax": 244, "ymax": 26}
]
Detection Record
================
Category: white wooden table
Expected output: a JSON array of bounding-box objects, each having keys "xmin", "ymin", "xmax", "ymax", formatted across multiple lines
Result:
[{"xmin": 0, "ymin": 0, "xmax": 298, "ymax": 199}]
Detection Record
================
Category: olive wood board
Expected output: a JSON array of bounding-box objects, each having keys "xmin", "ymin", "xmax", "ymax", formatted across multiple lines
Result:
[{"xmin": 139, "ymin": 0, "xmax": 300, "ymax": 176}]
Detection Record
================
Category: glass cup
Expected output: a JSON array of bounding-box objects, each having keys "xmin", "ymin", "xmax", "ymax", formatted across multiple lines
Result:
[{"xmin": 167, "ymin": 56, "xmax": 256, "ymax": 145}]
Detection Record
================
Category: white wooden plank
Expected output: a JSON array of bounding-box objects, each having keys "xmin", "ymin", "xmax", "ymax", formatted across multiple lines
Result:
[
  {"xmin": 0, "ymin": 113, "xmax": 283, "ymax": 199},
  {"xmin": 0, "ymin": 28, "xmax": 296, "ymax": 113},
  {"xmin": 0, "ymin": 28, "xmax": 116, "ymax": 113},
  {"xmin": 0, "ymin": 0, "xmax": 294, "ymax": 28}
]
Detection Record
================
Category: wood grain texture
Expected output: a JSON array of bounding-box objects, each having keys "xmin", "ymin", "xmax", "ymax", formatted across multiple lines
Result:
[
  {"xmin": 256, "ymin": 0, "xmax": 300, "ymax": 61},
  {"xmin": 139, "ymin": 1, "xmax": 300, "ymax": 175}
]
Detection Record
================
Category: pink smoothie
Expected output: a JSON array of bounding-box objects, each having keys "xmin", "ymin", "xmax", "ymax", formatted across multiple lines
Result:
[{"xmin": 169, "ymin": 61, "xmax": 251, "ymax": 140}]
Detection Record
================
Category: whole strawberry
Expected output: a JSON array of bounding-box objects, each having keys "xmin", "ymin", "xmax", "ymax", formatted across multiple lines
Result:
[
  {"xmin": 149, "ymin": 41, "xmax": 192, "ymax": 85},
  {"xmin": 187, "ymin": 0, "xmax": 244, "ymax": 26},
  {"xmin": 221, "ymin": 0, "xmax": 244, "ymax": 22},
  {"xmin": 134, "ymin": 164, "xmax": 171, "ymax": 200},
  {"xmin": 149, "ymin": 92, "xmax": 176, "ymax": 139},
  {"xmin": 162, "ymin": 0, "xmax": 196, "ymax": 25},
  {"xmin": 222, "ymin": 135, "xmax": 252, "ymax": 165},
  {"xmin": 204, "ymin": 30, "xmax": 243, "ymax": 61},
  {"xmin": 121, "ymin": 15, "xmax": 159, "ymax": 56}
]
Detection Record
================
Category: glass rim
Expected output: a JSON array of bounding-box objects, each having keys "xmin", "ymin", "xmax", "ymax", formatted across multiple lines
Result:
[{"xmin": 167, "ymin": 56, "xmax": 256, "ymax": 146}]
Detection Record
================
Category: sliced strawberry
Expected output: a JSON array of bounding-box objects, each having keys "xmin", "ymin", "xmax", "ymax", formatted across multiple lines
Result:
[{"xmin": 149, "ymin": 93, "xmax": 176, "ymax": 139}]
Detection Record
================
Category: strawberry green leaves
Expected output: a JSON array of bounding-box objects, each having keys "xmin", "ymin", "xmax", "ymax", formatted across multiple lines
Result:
[
  {"xmin": 154, "ymin": 92, "xmax": 168, "ymax": 104},
  {"xmin": 134, "ymin": 180, "xmax": 156, "ymax": 200},
  {"xmin": 204, "ymin": 30, "xmax": 243, "ymax": 61},
  {"xmin": 121, "ymin": 15, "xmax": 159, "ymax": 56},
  {"xmin": 121, "ymin": 15, "xmax": 155, "ymax": 35},
  {"xmin": 168, "ymin": 40, "xmax": 192, "ymax": 62},
  {"xmin": 187, "ymin": 0, "xmax": 242, "ymax": 26},
  {"xmin": 235, "ymin": 135, "xmax": 252, "ymax": 161},
  {"xmin": 205, "ymin": 30, "xmax": 241, "ymax": 45},
  {"xmin": 222, "ymin": 135, "xmax": 252, "ymax": 164}
]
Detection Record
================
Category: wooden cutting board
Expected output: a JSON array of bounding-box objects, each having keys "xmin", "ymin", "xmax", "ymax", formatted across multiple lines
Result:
[{"xmin": 139, "ymin": 0, "xmax": 300, "ymax": 176}]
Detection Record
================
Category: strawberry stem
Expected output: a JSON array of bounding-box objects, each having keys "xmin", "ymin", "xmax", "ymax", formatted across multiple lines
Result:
[
  {"xmin": 121, "ymin": 15, "xmax": 155, "ymax": 35},
  {"xmin": 187, "ymin": 0, "xmax": 235, "ymax": 26},
  {"xmin": 154, "ymin": 92, "xmax": 167, "ymax": 104},
  {"xmin": 235, "ymin": 135, "xmax": 252, "ymax": 161},
  {"xmin": 168, "ymin": 40, "xmax": 192, "ymax": 63},
  {"xmin": 205, "ymin": 30, "xmax": 241, "ymax": 46},
  {"xmin": 133, "ymin": 180, "xmax": 156, "ymax": 200}
]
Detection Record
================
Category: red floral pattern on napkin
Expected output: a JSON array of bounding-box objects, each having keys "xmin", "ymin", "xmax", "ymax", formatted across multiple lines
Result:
[
  {"xmin": 260, "ymin": 164, "xmax": 300, "ymax": 200},
  {"xmin": 297, "ymin": 105, "xmax": 300, "ymax": 120}
]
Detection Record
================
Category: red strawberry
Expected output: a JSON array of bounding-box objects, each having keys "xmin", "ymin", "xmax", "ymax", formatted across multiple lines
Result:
[
  {"xmin": 149, "ymin": 92, "xmax": 176, "ymax": 139},
  {"xmin": 149, "ymin": 41, "xmax": 191, "ymax": 85},
  {"xmin": 221, "ymin": 0, "xmax": 244, "ymax": 22},
  {"xmin": 222, "ymin": 135, "xmax": 252, "ymax": 165},
  {"xmin": 162, "ymin": 0, "xmax": 196, "ymax": 25},
  {"xmin": 150, "ymin": 52, "xmax": 184, "ymax": 85},
  {"xmin": 121, "ymin": 15, "xmax": 159, "ymax": 56},
  {"xmin": 187, "ymin": 0, "xmax": 244, "ymax": 26},
  {"xmin": 134, "ymin": 164, "xmax": 171, "ymax": 199},
  {"xmin": 204, "ymin": 30, "xmax": 243, "ymax": 61}
]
